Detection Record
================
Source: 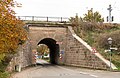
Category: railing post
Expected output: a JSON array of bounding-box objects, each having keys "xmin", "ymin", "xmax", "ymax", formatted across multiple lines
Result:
[
  {"xmin": 47, "ymin": 17, "xmax": 48, "ymax": 22},
  {"xmin": 25, "ymin": 16, "xmax": 26, "ymax": 21},
  {"xmin": 16, "ymin": 16, "xmax": 69, "ymax": 22},
  {"xmin": 61, "ymin": 17, "xmax": 62, "ymax": 22},
  {"xmin": 32, "ymin": 16, "xmax": 34, "ymax": 21}
]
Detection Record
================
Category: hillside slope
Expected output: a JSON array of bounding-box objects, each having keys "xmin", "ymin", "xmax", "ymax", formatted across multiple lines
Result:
[{"xmin": 73, "ymin": 23, "xmax": 120, "ymax": 70}]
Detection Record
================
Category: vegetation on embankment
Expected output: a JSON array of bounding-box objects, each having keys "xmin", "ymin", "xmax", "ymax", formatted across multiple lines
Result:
[
  {"xmin": 72, "ymin": 22, "xmax": 120, "ymax": 70},
  {"xmin": 70, "ymin": 8, "xmax": 120, "ymax": 70},
  {"xmin": 0, "ymin": 62, "xmax": 10, "ymax": 78}
]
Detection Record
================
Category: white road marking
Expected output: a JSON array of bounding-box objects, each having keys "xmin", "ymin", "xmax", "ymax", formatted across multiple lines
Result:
[
  {"xmin": 79, "ymin": 72, "xmax": 98, "ymax": 78},
  {"xmin": 90, "ymin": 74, "xmax": 98, "ymax": 78},
  {"xmin": 79, "ymin": 72, "xmax": 88, "ymax": 75}
]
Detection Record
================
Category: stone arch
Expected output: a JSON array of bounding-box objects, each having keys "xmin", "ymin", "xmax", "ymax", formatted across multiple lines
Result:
[{"xmin": 38, "ymin": 38, "xmax": 60, "ymax": 64}]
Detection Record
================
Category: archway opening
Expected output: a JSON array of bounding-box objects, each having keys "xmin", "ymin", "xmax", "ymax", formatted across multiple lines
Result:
[
  {"xmin": 37, "ymin": 44, "xmax": 50, "ymax": 62},
  {"xmin": 37, "ymin": 38, "xmax": 59, "ymax": 64}
]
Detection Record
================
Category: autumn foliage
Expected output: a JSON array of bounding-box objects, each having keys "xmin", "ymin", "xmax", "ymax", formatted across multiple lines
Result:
[{"xmin": 0, "ymin": 0, "xmax": 27, "ymax": 56}]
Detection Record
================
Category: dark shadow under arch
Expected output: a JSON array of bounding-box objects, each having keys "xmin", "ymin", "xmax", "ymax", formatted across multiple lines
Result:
[{"xmin": 38, "ymin": 38, "xmax": 59, "ymax": 64}]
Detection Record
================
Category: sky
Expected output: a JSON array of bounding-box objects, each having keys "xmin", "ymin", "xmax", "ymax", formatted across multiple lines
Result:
[{"xmin": 14, "ymin": 0, "xmax": 120, "ymax": 23}]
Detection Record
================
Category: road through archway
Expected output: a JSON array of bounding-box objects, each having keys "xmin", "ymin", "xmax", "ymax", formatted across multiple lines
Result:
[{"xmin": 38, "ymin": 38, "xmax": 60, "ymax": 64}]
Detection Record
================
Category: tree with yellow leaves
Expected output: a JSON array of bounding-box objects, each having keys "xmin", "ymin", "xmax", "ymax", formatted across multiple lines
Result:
[
  {"xmin": 83, "ymin": 8, "xmax": 104, "ymax": 22},
  {"xmin": 0, "ymin": 0, "xmax": 27, "ymax": 61}
]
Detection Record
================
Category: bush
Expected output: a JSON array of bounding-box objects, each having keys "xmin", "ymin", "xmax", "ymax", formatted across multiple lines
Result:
[
  {"xmin": 99, "ymin": 23, "xmax": 119, "ymax": 30},
  {"xmin": 73, "ymin": 22, "xmax": 119, "ymax": 34},
  {"xmin": 96, "ymin": 30, "xmax": 120, "ymax": 53},
  {"xmin": 0, "ymin": 63, "xmax": 10, "ymax": 78},
  {"xmin": 0, "ymin": 72, "xmax": 10, "ymax": 78},
  {"xmin": 0, "ymin": 55, "xmax": 12, "ymax": 78}
]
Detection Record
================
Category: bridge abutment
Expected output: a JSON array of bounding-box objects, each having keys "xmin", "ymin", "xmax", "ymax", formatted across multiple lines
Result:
[
  {"xmin": 65, "ymin": 27, "xmax": 108, "ymax": 69},
  {"xmin": 7, "ymin": 24, "xmax": 117, "ymax": 72}
]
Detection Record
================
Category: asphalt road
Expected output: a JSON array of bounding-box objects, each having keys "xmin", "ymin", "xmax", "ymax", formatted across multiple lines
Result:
[
  {"xmin": 12, "ymin": 65, "xmax": 98, "ymax": 78},
  {"xmin": 11, "ymin": 59, "xmax": 120, "ymax": 78}
]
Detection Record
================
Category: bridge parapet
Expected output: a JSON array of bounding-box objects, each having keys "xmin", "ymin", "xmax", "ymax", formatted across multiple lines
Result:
[{"xmin": 16, "ymin": 16, "xmax": 69, "ymax": 23}]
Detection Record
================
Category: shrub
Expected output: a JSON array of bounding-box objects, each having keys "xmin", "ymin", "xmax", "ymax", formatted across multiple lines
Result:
[
  {"xmin": 0, "ymin": 72, "xmax": 10, "ymax": 78},
  {"xmin": 73, "ymin": 22, "xmax": 119, "ymax": 34},
  {"xmin": 0, "ymin": 62, "xmax": 10, "ymax": 78},
  {"xmin": 99, "ymin": 23, "xmax": 119, "ymax": 31},
  {"xmin": 96, "ymin": 30, "xmax": 120, "ymax": 53}
]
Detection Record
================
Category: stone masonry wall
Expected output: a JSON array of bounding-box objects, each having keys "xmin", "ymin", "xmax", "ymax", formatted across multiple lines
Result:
[
  {"xmin": 64, "ymin": 27, "xmax": 109, "ymax": 69},
  {"xmin": 6, "ymin": 41, "xmax": 32, "ymax": 72}
]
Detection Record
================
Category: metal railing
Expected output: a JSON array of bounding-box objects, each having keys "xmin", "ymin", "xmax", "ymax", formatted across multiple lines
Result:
[{"xmin": 16, "ymin": 16, "xmax": 69, "ymax": 22}]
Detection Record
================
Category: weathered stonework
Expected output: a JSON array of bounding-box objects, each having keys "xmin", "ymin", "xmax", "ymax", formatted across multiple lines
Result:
[
  {"xmin": 64, "ymin": 27, "xmax": 109, "ymax": 69},
  {"xmin": 6, "ymin": 41, "xmax": 32, "ymax": 72},
  {"xmin": 7, "ymin": 24, "xmax": 112, "ymax": 71},
  {"xmin": 29, "ymin": 26, "xmax": 67, "ymax": 51},
  {"xmin": 28, "ymin": 25, "xmax": 67, "ymax": 64}
]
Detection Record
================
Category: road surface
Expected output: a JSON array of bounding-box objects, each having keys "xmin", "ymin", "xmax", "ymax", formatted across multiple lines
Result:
[{"xmin": 11, "ymin": 59, "xmax": 120, "ymax": 78}]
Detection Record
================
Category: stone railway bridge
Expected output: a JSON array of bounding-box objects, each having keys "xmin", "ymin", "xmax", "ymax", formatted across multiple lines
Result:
[{"xmin": 7, "ymin": 22, "xmax": 117, "ymax": 72}]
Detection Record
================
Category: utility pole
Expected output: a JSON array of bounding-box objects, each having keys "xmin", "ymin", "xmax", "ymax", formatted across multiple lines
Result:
[{"xmin": 107, "ymin": 4, "xmax": 112, "ymax": 23}]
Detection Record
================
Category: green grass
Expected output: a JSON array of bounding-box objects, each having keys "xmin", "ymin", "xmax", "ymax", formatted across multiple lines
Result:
[
  {"xmin": 112, "ymin": 60, "xmax": 120, "ymax": 70},
  {"xmin": 0, "ymin": 62, "xmax": 10, "ymax": 78},
  {"xmin": 0, "ymin": 72, "xmax": 10, "ymax": 78}
]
